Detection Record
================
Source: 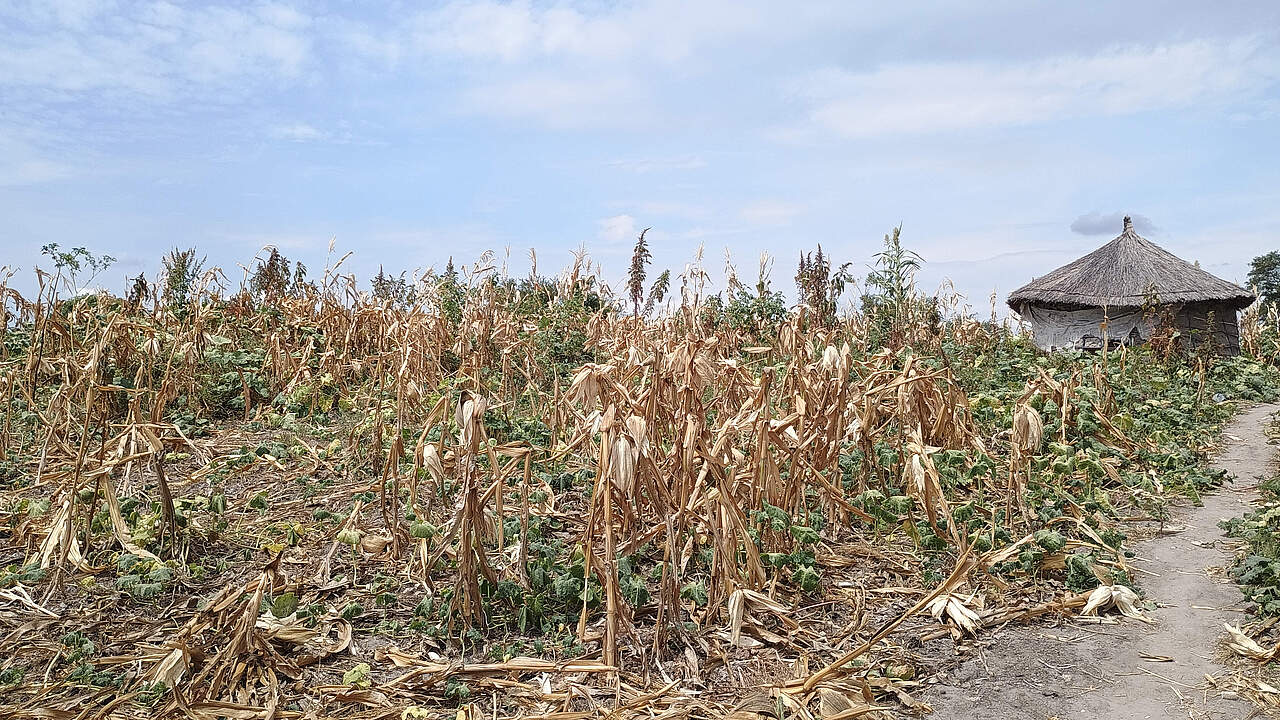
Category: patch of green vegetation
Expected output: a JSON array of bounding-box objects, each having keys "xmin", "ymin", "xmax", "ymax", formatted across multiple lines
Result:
[
  {"xmin": 113, "ymin": 554, "xmax": 173, "ymax": 601},
  {"xmin": 270, "ymin": 592, "xmax": 299, "ymax": 618},
  {"xmin": 1033, "ymin": 529, "xmax": 1066, "ymax": 553},
  {"xmin": 340, "ymin": 601, "xmax": 365, "ymax": 621},
  {"xmin": 136, "ymin": 681, "xmax": 170, "ymax": 706},
  {"xmin": 443, "ymin": 677, "xmax": 471, "ymax": 701},
  {"xmin": 67, "ymin": 663, "xmax": 122, "ymax": 688},
  {"xmin": 0, "ymin": 665, "xmax": 26, "ymax": 688},
  {"xmin": 747, "ymin": 501, "xmax": 824, "ymax": 591},
  {"xmin": 1223, "ymin": 468, "xmax": 1280, "ymax": 615},
  {"xmin": 0, "ymin": 563, "xmax": 45, "ymax": 588},
  {"xmin": 1064, "ymin": 552, "xmax": 1100, "ymax": 593},
  {"xmin": 197, "ymin": 342, "xmax": 270, "ymax": 418},
  {"xmin": 59, "ymin": 631, "xmax": 96, "ymax": 663},
  {"xmin": 679, "ymin": 581, "xmax": 708, "ymax": 607},
  {"xmin": 279, "ymin": 373, "xmax": 339, "ymax": 415}
]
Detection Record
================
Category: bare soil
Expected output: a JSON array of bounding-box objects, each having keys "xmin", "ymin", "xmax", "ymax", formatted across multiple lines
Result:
[{"xmin": 922, "ymin": 403, "xmax": 1280, "ymax": 720}]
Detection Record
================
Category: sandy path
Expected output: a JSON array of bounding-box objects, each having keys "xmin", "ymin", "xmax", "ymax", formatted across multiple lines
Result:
[{"xmin": 923, "ymin": 402, "xmax": 1279, "ymax": 720}]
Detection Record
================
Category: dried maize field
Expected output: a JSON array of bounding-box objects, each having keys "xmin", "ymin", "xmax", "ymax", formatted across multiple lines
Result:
[{"xmin": 3, "ymin": 249, "xmax": 1280, "ymax": 720}]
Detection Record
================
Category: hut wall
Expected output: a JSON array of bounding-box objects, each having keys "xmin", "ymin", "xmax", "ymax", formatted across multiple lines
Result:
[
  {"xmin": 1021, "ymin": 305, "xmax": 1148, "ymax": 351},
  {"xmin": 1021, "ymin": 302, "xmax": 1242, "ymax": 354},
  {"xmin": 1173, "ymin": 301, "xmax": 1241, "ymax": 355}
]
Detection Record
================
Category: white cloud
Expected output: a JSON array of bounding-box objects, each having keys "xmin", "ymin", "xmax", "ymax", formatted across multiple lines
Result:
[
  {"xmin": 269, "ymin": 122, "xmax": 372, "ymax": 146},
  {"xmin": 272, "ymin": 123, "xmax": 327, "ymax": 143},
  {"xmin": 598, "ymin": 214, "xmax": 639, "ymax": 245},
  {"xmin": 407, "ymin": 1, "xmax": 622, "ymax": 63},
  {"xmin": 0, "ymin": 3, "xmax": 314, "ymax": 102},
  {"xmin": 793, "ymin": 37, "xmax": 1280, "ymax": 138},
  {"xmin": 402, "ymin": 0, "xmax": 763, "ymax": 65},
  {"xmin": 391, "ymin": 0, "xmax": 780, "ymax": 129}
]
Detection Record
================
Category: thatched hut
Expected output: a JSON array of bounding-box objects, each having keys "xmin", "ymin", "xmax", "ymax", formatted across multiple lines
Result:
[{"xmin": 1008, "ymin": 217, "xmax": 1254, "ymax": 353}]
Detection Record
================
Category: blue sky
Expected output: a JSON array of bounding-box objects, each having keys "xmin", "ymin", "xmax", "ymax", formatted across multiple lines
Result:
[{"xmin": 2, "ymin": 1, "xmax": 1279, "ymax": 310}]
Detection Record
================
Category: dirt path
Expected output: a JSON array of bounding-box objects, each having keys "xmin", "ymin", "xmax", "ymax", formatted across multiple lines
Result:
[{"xmin": 923, "ymin": 403, "xmax": 1280, "ymax": 720}]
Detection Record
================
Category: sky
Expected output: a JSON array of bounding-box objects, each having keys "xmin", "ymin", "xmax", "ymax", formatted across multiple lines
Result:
[{"xmin": 2, "ymin": 1, "xmax": 1279, "ymax": 312}]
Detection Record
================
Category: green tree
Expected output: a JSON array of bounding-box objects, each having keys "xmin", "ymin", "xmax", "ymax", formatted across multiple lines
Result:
[
  {"xmin": 40, "ymin": 243, "xmax": 115, "ymax": 295},
  {"xmin": 860, "ymin": 226, "xmax": 939, "ymax": 349},
  {"xmin": 862, "ymin": 226, "xmax": 922, "ymax": 314},
  {"xmin": 161, "ymin": 248, "xmax": 206, "ymax": 315},
  {"xmin": 1247, "ymin": 251, "xmax": 1280, "ymax": 307}
]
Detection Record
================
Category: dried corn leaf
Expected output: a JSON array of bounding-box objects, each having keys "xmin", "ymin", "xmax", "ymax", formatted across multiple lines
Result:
[
  {"xmin": 1225, "ymin": 623, "xmax": 1280, "ymax": 661},
  {"xmin": 1080, "ymin": 584, "xmax": 1152, "ymax": 623}
]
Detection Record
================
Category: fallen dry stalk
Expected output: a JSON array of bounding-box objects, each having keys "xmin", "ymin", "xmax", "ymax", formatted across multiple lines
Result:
[{"xmin": 798, "ymin": 552, "xmax": 976, "ymax": 692}]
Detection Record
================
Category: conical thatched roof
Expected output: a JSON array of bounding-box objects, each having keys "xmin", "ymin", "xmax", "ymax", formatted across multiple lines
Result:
[{"xmin": 1008, "ymin": 217, "xmax": 1254, "ymax": 311}]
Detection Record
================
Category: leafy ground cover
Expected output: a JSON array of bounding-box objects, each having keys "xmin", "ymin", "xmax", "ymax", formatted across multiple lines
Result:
[
  {"xmin": 2, "ymin": 242, "xmax": 1279, "ymax": 719},
  {"xmin": 1224, "ymin": 462, "xmax": 1280, "ymax": 617}
]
